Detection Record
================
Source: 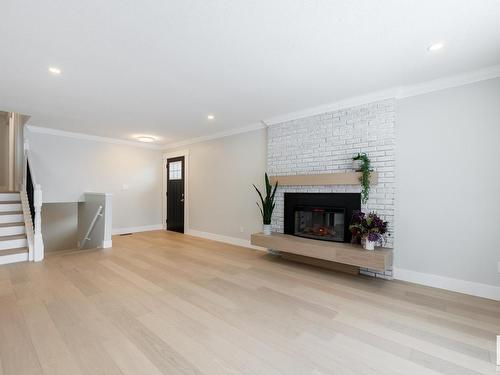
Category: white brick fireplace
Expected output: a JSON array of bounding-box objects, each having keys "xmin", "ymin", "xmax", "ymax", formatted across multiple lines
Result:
[{"xmin": 267, "ymin": 99, "xmax": 395, "ymax": 278}]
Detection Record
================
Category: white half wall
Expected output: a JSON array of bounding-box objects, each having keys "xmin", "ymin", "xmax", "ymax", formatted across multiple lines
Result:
[
  {"xmin": 42, "ymin": 202, "xmax": 78, "ymax": 252},
  {"xmin": 26, "ymin": 128, "xmax": 163, "ymax": 230},
  {"xmin": 395, "ymin": 77, "xmax": 500, "ymax": 291}
]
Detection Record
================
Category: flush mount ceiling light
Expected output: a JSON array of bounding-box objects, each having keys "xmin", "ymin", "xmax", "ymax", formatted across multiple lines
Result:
[
  {"xmin": 428, "ymin": 42, "xmax": 445, "ymax": 52},
  {"xmin": 207, "ymin": 114, "xmax": 215, "ymax": 120},
  {"xmin": 48, "ymin": 66, "xmax": 61, "ymax": 75},
  {"xmin": 136, "ymin": 136, "xmax": 156, "ymax": 143}
]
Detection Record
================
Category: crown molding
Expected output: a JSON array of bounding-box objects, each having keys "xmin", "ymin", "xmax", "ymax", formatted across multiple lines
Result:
[
  {"xmin": 263, "ymin": 90, "xmax": 397, "ymax": 126},
  {"xmin": 26, "ymin": 64, "xmax": 500, "ymax": 149},
  {"xmin": 26, "ymin": 125, "xmax": 164, "ymax": 150},
  {"xmin": 163, "ymin": 121, "xmax": 266, "ymax": 150},
  {"xmin": 263, "ymin": 64, "xmax": 500, "ymax": 126},
  {"xmin": 395, "ymin": 64, "xmax": 500, "ymax": 99}
]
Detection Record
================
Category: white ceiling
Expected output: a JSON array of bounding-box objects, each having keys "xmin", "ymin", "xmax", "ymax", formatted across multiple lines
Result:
[{"xmin": 1, "ymin": 0, "xmax": 500, "ymax": 145}]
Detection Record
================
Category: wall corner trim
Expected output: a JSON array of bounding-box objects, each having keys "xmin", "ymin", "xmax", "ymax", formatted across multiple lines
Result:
[{"xmin": 393, "ymin": 267, "xmax": 500, "ymax": 301}]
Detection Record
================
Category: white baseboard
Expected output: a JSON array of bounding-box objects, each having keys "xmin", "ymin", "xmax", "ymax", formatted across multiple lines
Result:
[
  {"xmin": 102, "ymin": 240, "xmax": 113, "ymax": 248},
  {"xmin": 186, "ymin": 229, "xmax": 266, "ymax": 251},
  {"xmin": 112, "ymin": 224, "xmax": 164, "ymax": 235},
  {"xmin": 393, "ymin": 267, "xmax": 500, "ymax": 301}
]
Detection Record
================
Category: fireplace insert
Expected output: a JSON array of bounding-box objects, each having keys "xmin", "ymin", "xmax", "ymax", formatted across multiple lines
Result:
[
  {"xmin": 284, "ymin": 193, "xmax": 361, "ymax": 243},
  {"xmin": 294, "ymin": 206, "xmax": 345, "ymax": 241}
]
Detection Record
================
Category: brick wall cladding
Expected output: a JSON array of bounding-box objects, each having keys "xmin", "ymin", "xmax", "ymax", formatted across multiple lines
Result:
[{"xmin": 267, "ymin": 99, "xmax": 395, "ymax": 279}]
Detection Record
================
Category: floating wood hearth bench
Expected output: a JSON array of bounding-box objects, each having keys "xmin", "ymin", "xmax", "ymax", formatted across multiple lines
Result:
[{"xmin": 251, "ymin": 232, "xmax": 392, "ymax": 275}]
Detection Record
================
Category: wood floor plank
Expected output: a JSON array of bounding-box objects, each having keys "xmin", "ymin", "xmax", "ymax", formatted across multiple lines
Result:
[
  {"xmin": 18, "ymin": 298, "xmax": 83, "ymax": 375},
  {"xmin": 102, "ymin": 337, "xmax": 164, "ymax": 375},
  {"xmin": 0, "ymin": 295, "xmax": 43, "ymax": 375},
  {"xmin": 90, "ymin": 292, "xmax": 203, "ymax": 375},
  {"xmin": 0, "ymin": 230, "xmax": 498, "ymax": 375}
]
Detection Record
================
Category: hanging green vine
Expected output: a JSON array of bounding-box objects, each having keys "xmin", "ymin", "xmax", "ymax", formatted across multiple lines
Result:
[{"xmin": 353, "ymin": 153, "xmax": 371, "ymax": 204}]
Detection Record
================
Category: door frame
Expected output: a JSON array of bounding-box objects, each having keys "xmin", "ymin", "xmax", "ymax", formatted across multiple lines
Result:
[{"xmin": 162, "ymin": 149, "xmax": 189, "ymax": 233}]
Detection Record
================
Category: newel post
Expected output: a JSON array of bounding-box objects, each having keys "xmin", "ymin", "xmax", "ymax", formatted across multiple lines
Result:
[{"xmin": 33, "ymin": 184, "xmax": 44, "ymax": 261}]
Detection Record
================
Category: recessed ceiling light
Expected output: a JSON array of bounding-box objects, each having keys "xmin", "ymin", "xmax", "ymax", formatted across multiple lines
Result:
[
  {"xmin": 136, "ymin": 136, "xmax": 156, "ymax": 143},
  {"xmin": 207, "ymin": 114, "xmax": 215, "ymax": 120},
  {"xmin": 428, "ymin": 42, "xmax": 445, "ymax": 52},
  {"xmin": 48, "ymin": 66, "xmax": 61, "ymax": 75}
]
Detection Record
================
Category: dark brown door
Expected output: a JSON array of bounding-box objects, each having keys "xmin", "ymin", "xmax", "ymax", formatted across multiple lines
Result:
[{"xmin": 166, "ymin": 156, "xmax": 185, "ymax": 233}]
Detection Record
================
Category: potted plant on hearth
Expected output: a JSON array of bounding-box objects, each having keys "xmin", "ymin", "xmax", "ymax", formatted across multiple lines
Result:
[
  {"xmin": 349, "ymin": 211, "xmax": 388, "ymax": 250},
  {"xmin": 253, "ymin": 173, "xmax": 278, "ymax": 235}
]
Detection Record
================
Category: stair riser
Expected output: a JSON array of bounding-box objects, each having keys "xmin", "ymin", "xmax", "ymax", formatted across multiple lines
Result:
[
  {"xmin": 0, "ymin": 238, "xmax": 27, "ymax": 251},
  {"xmin": 0, "ymin": 214, "xmax": 24, "ymax": 224},
  {"xmin": 0, "ymin": 204, "xmax": 22, "ymax": 212},
  {"xmin": 0, "ymin": 226, "xmax": 26, "ymax": 236},
  {"xmin": 0, "ymin": 252, "xmax": 28, "ymax": 265},
  {"xmin": 0, "ymin": 193, "xmax": 21, "ymax": 202}
]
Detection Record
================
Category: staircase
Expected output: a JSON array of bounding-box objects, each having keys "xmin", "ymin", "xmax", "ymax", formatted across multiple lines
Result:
[{"xmin": 0, "ymin": 192, "xmax": 28, "ymax": 265}]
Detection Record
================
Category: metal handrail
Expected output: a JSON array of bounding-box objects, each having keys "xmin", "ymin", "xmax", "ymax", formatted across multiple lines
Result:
[{"xmin": 80, "ymin": 205, "xmax": 103, "ymax": 248}]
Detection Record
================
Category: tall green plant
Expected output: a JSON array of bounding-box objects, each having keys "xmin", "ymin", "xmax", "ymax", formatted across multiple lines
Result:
[
  {"xmin": 253, "ymin": 173, "xmax": 278, "ymax": 225},
  {"xmin": 353, "ymin": 153, "xmax": 371, "ymax": 204}
]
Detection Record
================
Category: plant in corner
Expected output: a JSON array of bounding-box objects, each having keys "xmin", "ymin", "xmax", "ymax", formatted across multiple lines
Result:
[
  {"xmin": 353, "ymin": 152, "xmax": 372, "ymax": 204},
  {"xmin": 349, "ymin": 211, "xmax": 388, "ymax": 251},
  {"xmin": 253, "ymin": 173, "xmax": 278, "ymax": 235}
]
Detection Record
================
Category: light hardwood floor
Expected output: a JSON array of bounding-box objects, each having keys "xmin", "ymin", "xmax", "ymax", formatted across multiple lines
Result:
[{"xmin": 0, "ymin": 230, "xmax": 499, "ymax": 375}]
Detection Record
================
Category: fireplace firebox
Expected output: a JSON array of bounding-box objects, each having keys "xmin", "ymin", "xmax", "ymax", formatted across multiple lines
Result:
[{"xmin": 284, "ymin": 193, "xmax": 361, "ymax": 243}]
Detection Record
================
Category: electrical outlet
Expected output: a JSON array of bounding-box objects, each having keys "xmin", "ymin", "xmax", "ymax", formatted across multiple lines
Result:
[
  {"xmin": 497, "ymin": 261, "xmax": 500, "ymax": 274},
  {"xmin": 122, "ymin": 184, "xmax": 129, "ymax": 191},
  {"xmin": 239, "ymin": 226, "xmax": 244, "ymax": 233}
]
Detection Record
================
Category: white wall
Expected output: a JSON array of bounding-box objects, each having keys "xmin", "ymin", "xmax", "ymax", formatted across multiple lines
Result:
[
  {"xmin": 23, "ymin": 77, "xmax": 500, "ymax": 298},
  {"xmin": 395, "ymin": 78, "xmax": 500, "ymax": 288},
  {"xmin": 26, "ymin": 129, "xmax": 163, "ymax": 231},
  {"xmin": 169, "ymin": 129, "xmax": 267, "ymax": 241}
]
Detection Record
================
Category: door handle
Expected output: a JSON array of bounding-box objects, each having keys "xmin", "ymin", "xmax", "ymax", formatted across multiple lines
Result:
[{"xmin": 180, "ymin": 199, "xmax": 184, "ymax": 202}]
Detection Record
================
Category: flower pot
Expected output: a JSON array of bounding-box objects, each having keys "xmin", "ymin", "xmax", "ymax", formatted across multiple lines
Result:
[
  {"xmin": 263, "ymin": 224, "xmax": 272, "ymax": 235},
  {"xmin": 363, "ymin": 238, "xmax": 375, "ymax": 251}
]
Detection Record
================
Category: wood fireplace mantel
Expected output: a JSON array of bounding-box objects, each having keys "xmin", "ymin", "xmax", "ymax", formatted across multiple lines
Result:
[
  {"xmin": 251, "ymin": 232, "xmax": 392, "ymax": 272},
  {"xmin": 268, "ymin": 171, "xmax": 378, "ymax": 186}
]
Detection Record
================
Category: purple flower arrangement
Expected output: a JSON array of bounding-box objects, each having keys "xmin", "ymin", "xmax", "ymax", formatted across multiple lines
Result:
[{"xmin": 349, "ymin": 211, "xmax": 388, "ymax": 246}]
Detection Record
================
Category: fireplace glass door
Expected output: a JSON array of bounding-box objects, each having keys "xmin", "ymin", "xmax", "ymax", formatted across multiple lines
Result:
[{"xmin": 294, "ymin": 206, "xmax": 345, "ymax": 242}]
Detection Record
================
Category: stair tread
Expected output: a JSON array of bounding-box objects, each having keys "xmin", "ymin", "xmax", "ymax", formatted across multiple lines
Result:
[
  {"xmin": 0, "ymin": 222, "xmax": 25, "ymax": 228},
  {"xmin": 0, "ymin": 247, "xmax": 28, "ymax": 256},
  {"xmin": 0, "ymin": 201, "xmax": 21, "ymax": 204},
  {"xmin": 0, "ymin": 191, "xmax": 20, "ymax": 193},
  {"xmin": 0, "ymin": 211, "xmax": 23, "ymax": 215},
  {"xmin": 0, "ymin": 234, "xmax": 27, "ymax": 241}
]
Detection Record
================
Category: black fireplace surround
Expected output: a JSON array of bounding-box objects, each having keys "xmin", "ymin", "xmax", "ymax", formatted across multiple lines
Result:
[{"xmin": 284, "ymin": 193, "xmax": 361, "ymax": 243}]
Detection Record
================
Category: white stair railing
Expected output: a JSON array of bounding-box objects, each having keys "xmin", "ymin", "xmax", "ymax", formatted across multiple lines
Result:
[
  {"xmin": 33, "ymin": 184, "xmax": 43, "ymax": 261},
  {"xmin": 21, "ymin": 140, "xmax": 44, "ymax": 262}
]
